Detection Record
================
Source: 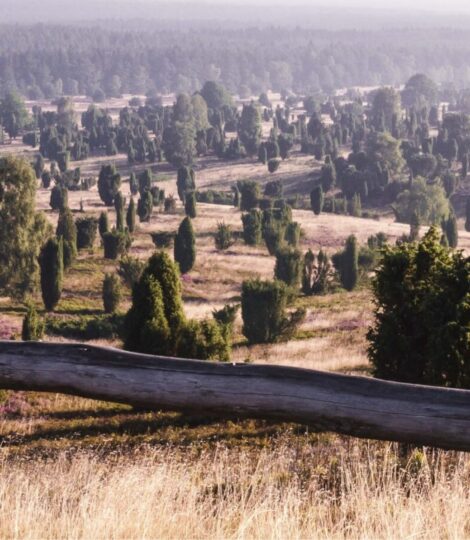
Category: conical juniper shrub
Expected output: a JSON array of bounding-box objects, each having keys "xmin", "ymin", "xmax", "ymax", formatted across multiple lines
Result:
[
  {"xmin": 39, "ymin": 237, "xmax": 63, "ymax": 312},
  {"xmin": 174, "ymin": 217, "xmax": 196, "ymax": 274}
]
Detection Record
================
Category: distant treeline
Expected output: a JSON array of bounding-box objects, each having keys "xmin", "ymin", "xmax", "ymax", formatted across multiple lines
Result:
[{"xmin": 3, "ymin": 24, "xmax": 470, "ymax": 98}]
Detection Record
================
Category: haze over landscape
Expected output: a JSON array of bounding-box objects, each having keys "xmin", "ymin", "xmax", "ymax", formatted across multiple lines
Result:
[{"xmin": 0, "ymin": 1, "xmax": 469, "ymax": 538}]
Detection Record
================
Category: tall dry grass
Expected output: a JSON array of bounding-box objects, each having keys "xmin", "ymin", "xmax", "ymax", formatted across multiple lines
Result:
[{"xmin": 1, "ymin": 442, "xmax": 469, "ymax": 539}]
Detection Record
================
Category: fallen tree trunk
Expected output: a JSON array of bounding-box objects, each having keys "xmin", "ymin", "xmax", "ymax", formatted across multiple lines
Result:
[{"xmin": 0, "ymin": 341, "xmax": 470, "ymax": 451}]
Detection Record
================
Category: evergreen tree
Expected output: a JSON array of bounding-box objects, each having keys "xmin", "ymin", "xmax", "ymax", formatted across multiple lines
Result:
[
  {"xmin": 50, "ymin": 184, "xmax": 68, "ymax": 211},
  {"xmin": 76, "ymin": 216, "xmax": 98, "ymax": 249},
  {"xmin": 184, "ymin": 191, "xmax": 197, "ymax": 218},
  {"xmin": 126, "ymin": 197, "xmax": 136, "ymax": 233},
  {"xmin": 241, "ymin": 279, "xmax": 305, "ymax": 344},
  {"xmin": 302, "ymin": 249, "xmax": 332, "ymax": 295},
  {"xmin": 0, "ymin": 157, "xmax": 51, "ymax": 298},
  {"xmin": 274, "ymin": 247, "xmax": 302, "ymax": 288},
  {"xmin": 310, "ymin": 185, "xmax": 323, "ymax": 215},
  {"xmin": 333, "ymin": 235, "xmax": 359, "ymax": 291},
  {"xmin": 114, "ymin": 191, "xmax": 126, "ymax": 231},
  {"xmin": 137, "ymin": 192, "xmax": 153, "ymax": 222},
  {"xmin": 98, "ymin": 164, "xmax": 121, "ymax": 206},
  {"xmin": 103, "ymin": 230, "xmax": 131, "ymax": 260},
  {"xmin": 98, "ymin": 211, "xmax": 109, "ymax": 238},
  {"xmin": 238, "ymin": 103, "xmax": 262, "ymax": 155},
  {"xmin": 214, "ymin": 222, "xmax": 234, "ymax": 250},
  {"xmin": 39, "ymin": 237, "xmax": 63, "ymax": 311},
  {"xmin": 33, "ymin": 154, "xmax": 44, "ymax": 179},
  {"xmin": 102, "ymin": 273, "xmax": 121, "ymax": 313},
  {"xmin": 56, "ymin": 207, "xmax": 77, "ymax": 269},
  {"xmin": 238, "ymin": 180, "xmax": 260, "ymax": 211},
  {"xmin": 285, "ymin": 221, "xmax": 301, "ymax": 248},
  {"xmin": 443, "ymin": 212, "xmax": 459, "ymax": 248},
  {"xmin": 174, "ymin": 217, "xmax": 196, "ymax": 274},
  {"xmin": 176, "ymin": 166, "xmax": 196, "ymax": 202},
  {"xmin": 21, "ymin": 302, "xmax": 44, "ymax": 341},
  {"xmin": 368, "ymin": 227, "xmax": 470, "ymax": 387},
  {"xmin": 242, "ymin": 210, "xmax": 262, "ymax": 245}
]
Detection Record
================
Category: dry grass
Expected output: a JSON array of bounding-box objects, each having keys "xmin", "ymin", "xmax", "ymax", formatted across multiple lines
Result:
[{"xmin": 0, "ymin": 440, "xmax": 469, "ymax": 539}]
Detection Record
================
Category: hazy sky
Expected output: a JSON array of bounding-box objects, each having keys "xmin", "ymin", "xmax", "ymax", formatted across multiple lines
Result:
[{"xmin": 134, "ymin": 0, "xmax": 470, "ymax": 12}]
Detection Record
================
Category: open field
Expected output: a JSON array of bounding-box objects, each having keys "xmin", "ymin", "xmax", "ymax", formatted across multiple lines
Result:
[{"xmin": 2, "ymin": 92, "xmax": 470, "ymax": 539}]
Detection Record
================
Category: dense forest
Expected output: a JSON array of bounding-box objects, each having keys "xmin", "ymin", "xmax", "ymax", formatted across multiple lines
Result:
[{"xmin": 3, "ymin": 23, "xmax": 470, "ymax": 98}]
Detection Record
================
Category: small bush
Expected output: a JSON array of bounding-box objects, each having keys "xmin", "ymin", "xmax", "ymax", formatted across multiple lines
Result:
[
  {"xmin": 118, "ymin": 256, "xmax": 144, "ymax": 288},
  {"xmin": 268, "ymin": 158, "xmax": 281, "ymax": 173},
  {"xmin": 274, "ymin": 247, "xmax": 302, "ymax": 288},
  {"xmin": 76, "ymin": 216, "xmax": 98, "ymax": 249},
  {"xmin": 241, "ymin": 279, "xmax": 305, "ymax": 344},
  {"xmin": 285, "ymin": 221, "xmax": 301, "ymax": 248},
  {"xmin": 98, "ymin": 211, "xmax": 109, "ymax": 238},
  {"xmin": 214, "ymin": 222, "xmax": 234, "ymax": 250},
  {"xmin": 184, "ymin": 191, "xmax": 197, "ymax": 218},
  {"xmin": 103, "ymin": 230, "xmax": 131, "ymax": 260},
  {"xmin": 151, "ymin": 231, "xmax": 175, "ymax": 249},
  {"xmin": 242, "ymin": 210, "xmax": 262, "ymax": 245},
  {"xmin": 332, "ymin": 235, "xmax": 359, "ymax": 291},
  {"xmin": 21, "ymin": 303, "xmax": 44, "ymax": 341},
  {"xmin": 102, "ymin": 273, "xmax": 122, "ymax": 313},
  {"xmin": 302, "ymin": 249, "xmax": 332, "ymax": 295},
  {"xmin": 176, "ymin": 319, "xmax": 230, "ymax": 362},
  {"xmin": 164, "ymin": 195, "xmax": 177, "ymax": 214},
  {"xmin": 50, "ymin": 184, "xmax": 68, "ymax": 211}
]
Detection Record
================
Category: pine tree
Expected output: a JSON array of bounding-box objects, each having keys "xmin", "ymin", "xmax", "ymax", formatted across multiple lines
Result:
[
  {"xmin": 39, "ymin": 237, "xmax": 63, "ymax": 311},
  {"xmin": 126, "ymin": 197, "xmax": 136, "ymax": 233},
  {"xmin": 174, "ymin": 217, "xmax": 196, "ymax": 274}
]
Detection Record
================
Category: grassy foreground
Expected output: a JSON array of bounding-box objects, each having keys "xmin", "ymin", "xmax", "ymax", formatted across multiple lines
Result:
[{"xmin": 0, "ymin": 392, "xmax": 469, "ymax": 539}]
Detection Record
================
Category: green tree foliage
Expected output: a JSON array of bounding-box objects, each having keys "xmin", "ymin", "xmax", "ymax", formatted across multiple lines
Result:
[
  {"xmin": 56, "ymin": 207, "xmax": 77, "ymax": 268},
  {"xmin": 310, "ymin": 185, "xmax": 323, "ymax": 215},
  {"xmin": 214, "ymin": 222, "xmax": 234, "ymax": 250},
  {"xmin": 177, "ymin": 319, "xmax": 230, "ymax": 362},
  {"xmin": 137, "ymin": 191, "xmax": 154, "ymax": 223},
  {"xmin": 76, "ymin": 216, "xmax": 98, "ymax": 249},
  {"xmin": 49, "ymin": 184, "xmax": 68, "ymax": 212},
  {"xmin": 124, "ymin": 272, "xmax": 172, "ymax": 355},
  {"xmin": 184, "ymin": 191, "xmax": 197, "ymax": 218},
  {"xmin": 332, "ymin": 235, "xmax": 359, "ymax": 291},
  {"xmin": 98, "ymin": 164, "xmax": 121, "ymax": 206},
  {"xmin": 174, "ymin": 217, "xmax": 196, "ymax": 274},
  {"xmin": 367, "ymin": 227, "xmax": 470, "ymax": 387},
  {"xmin": 268, "ymin": 158, "xmax": 281, "ymax": 173},
  {"xmin": 21, "ymin": 302, "xmax": 45, "ymax": 341},
  {"xmin": 0, "ymin": 92, "xmax": 29, "ymax": 139},
  {"xmin": 114, "ymin": 191, "xmax": 126, "ymax": 231},
  {"xmin": 200, "ymin": 81, "xmax": 233, "ymax": 111},
  {"xmin": 442, "ymin": 212, "xmax": 459, "ymax": 248},
  {"xmin": 176, "ymin": 166, "xmax": 196, "ymax": 202},
  {"xmin": 274, "ymin": 247, "xmax": 302, "ymax": 288},
  {"xmin": 402, "ymin": 73, "xmax": 438, "ymax": 109},
  {"xmin": 242, "ymin": 209, "xmax": 262, "ymax": 245},
  {"xmin": 102, "ymin": 273, "xmax": 122, "ymax": 313},
  {"xmin": 98, "ymin": 211, "xmax": 109, "ymax": 238},
  {"xmin": 0, "ymin": 157, "xmax": 51, "ymax": 298},
  {"xmin": 39, "ymin": 237, "xmax": 63, "ymax": 311},
  {"xmin": 103, "ymin": 230, "xmax": 131, "ymax": 260},
  {"xmin": 117, "ymin": 256, "xmax": 144, "ymax": 288},
  {"xmin": 371, "ymin": 87, "xmax": 401, "ymax": 132},
  {"xmin": 238, "ymin": 103, "xmax": 262, "ymax": 156},
  {"xmin": 393, "ymin": 177, "xmax": 449, "ymax": 225},
  {"xmin": 302, "ymin": 249, "xmax": 332, "ymax": 295},
  {"xmin": 241, "ymin": 279, "xmax": 305, "ymax": 344},
  {"xmin": 366, "ymin": 131, "xmax": 405, "ymax": 176},
  {"xmin": 238, "ymin": 180, "xmax": 260, "ymax": 211},
  {"xmin": 285, "ymin": 221, "xmax": 301, "ymax": 248},
  {"xmin": 126, "ymin": 197, "xmax": 136, "ymax": 233}
]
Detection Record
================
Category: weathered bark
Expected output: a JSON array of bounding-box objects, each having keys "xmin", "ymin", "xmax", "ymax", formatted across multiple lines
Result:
[{"xmin": 0, "ymin": 341, "xmax": 470, "ymax": 451}]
